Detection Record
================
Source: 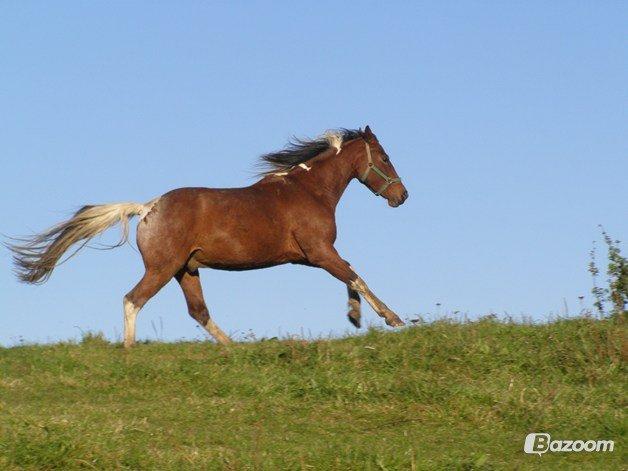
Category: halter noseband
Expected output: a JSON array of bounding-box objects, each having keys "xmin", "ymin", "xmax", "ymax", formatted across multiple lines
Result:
[{"xmin": 359, "ymin": 141, "xmax": 402, "ymax": 196}]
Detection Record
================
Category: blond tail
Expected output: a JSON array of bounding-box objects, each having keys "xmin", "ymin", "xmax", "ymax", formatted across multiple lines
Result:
[{"xmin": 7, "ymin": 201, "xmax": 156, "ymax": 284}]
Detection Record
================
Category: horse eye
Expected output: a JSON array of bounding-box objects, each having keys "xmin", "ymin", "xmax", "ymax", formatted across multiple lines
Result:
[{"xmin": 383, "ymin": 156, "xmax": 389, "ymax": 163}]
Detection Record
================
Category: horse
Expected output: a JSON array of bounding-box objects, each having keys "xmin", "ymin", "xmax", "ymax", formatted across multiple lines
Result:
[{"xmin": 8, "ymin": 125, "xmax": 408, "ymax": 347}]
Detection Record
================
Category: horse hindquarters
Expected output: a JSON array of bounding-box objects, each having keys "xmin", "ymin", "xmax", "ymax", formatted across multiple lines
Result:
[{"xmin": 122, "ymin": 197, "xmax": 194, "ymax": 347}]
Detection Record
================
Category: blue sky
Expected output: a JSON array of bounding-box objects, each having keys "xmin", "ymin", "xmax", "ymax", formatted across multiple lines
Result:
[{"xmin": 1, "ymin": 2, "xmax": 626, "ymax": 345}]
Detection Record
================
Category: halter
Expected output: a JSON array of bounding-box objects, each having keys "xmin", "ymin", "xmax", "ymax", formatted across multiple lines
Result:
[{"xmin": 359, "ymin": 141, "xmax": 402, "ymax": 196}]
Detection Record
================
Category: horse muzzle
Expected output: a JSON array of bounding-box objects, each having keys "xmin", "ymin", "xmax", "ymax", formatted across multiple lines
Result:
[{"xmin": 388, "ymin": 189, "xmax": 409, "ymax": 207}]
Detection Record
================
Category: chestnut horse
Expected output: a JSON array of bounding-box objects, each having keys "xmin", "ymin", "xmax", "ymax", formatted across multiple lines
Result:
[{"xmin": 8, "ymin": 126, "xmax": 408, "ymax": 347}]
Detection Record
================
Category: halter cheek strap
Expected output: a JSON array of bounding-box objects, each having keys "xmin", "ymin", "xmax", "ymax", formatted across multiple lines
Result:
[{"xmin": 359, "ymin": 141, "xmax": 402, "ymax": 196}]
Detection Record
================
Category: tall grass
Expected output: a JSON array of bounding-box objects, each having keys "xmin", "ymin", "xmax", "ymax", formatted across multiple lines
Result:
[{"xmin": 589, "ymin": 227, "xmax": 628, "ymax": 317}]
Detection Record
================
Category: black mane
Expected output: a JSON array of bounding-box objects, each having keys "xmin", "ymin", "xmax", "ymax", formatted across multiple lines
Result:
[{"xmin": 258, "ymin": 128, "xmax": 363, "ymax": 175}]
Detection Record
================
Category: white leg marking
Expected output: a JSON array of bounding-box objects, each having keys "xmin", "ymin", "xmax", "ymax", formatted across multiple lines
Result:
[
  {"xmin": 203, "ymin": 318, "xmax": 232, "ymax": 345},
  {"xmin": 123, "ymin": 297, "xmax": 140, "ymax": 347},
  {"xmin": 350, "ymin": 276, "xmax": 405, "ymax": 326},
  {"xmin": 350, "ymin": 277, "xmax": 385, "ymax": 312},
  {"xmin": 348, "ymin": 298, "xmax": 361, "ymax": 312}
]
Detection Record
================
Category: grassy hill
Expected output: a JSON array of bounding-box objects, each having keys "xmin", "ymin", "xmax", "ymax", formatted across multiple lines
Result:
[{"xmin": 0, "ymin": 317, "xmax": 624, "ymax": 470}]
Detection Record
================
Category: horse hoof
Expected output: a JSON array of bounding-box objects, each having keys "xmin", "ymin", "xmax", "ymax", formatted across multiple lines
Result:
[
  {"xmin": 385, "ymin": 313, "xmax": 405, "ymax": 327},
  {"xmin": 347, "ymin": 310, "xmax": 361, "ymax": 329}
]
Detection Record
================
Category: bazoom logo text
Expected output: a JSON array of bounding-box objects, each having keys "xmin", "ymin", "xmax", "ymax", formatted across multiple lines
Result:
[{"xmin": 524, "ymin": 433, "xmax": 614, "ymax": 455}]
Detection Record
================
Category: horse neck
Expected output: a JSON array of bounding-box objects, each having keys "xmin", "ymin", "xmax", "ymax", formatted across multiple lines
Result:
[{"xmin": 294, "ymin": 142, "xmax": 362, "ymax": 208}]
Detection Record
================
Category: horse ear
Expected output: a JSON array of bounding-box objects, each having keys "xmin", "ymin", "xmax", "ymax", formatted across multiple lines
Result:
[{"xmin": 363, "ymin": 125, "xmax": 375, "ymax": 139}]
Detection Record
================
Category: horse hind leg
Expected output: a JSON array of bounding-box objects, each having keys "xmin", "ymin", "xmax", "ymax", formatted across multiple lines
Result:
[
  {"xmin": 123, "ymin": 268, "xmax": 177, "ymax": 348},
  {"xmin": 175, "ymin": 269, "xmax": 231, "ymax": 345}
]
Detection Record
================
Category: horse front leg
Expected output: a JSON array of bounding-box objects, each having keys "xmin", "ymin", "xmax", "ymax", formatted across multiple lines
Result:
[
  {"xmin": 349, "ymin": 275, "xmax": 405, "ymax": 327},
  {"xmin": 306, "ymin": 246, "xmax": 405, "ymax": 327},
  {"xmin": 347, "ymin": 285, "xmax": 362, "ymax": 328}
]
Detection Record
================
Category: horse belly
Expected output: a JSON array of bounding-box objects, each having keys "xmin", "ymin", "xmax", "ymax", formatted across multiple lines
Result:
[{"xmin": 189, "ymin": 216, "xmax": 302, "ymax": 271}]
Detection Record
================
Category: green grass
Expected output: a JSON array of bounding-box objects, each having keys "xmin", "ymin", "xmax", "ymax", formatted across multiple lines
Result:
[{"xmin": 0, "ymin": 316, "xmax": 625, "ymax": 470}]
